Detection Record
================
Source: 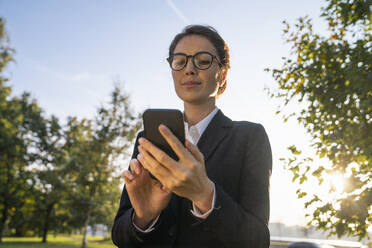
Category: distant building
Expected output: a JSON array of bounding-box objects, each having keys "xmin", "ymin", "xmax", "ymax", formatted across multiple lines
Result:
[{"xmin": 269, "ymin": 222, "xmax": 369, "ymax": 247}]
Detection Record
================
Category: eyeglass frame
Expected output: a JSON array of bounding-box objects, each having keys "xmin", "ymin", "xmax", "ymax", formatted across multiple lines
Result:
[{"xmin": 167, "ymin": 51, "xmax": 223, "ymax": 71}]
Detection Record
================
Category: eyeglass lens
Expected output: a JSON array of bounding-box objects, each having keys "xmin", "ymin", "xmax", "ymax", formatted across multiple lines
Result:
[{"xmin": 171, "ymin": 53, "xmax": 213, "ymax": 70}]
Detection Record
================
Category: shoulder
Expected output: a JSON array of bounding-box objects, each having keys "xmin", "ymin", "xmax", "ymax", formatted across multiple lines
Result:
[
  {"xmin": 231, "ymin": 120, "xmax": 266, "ymax": 134},
  {"xmin": 133, "ymin": 130, "xmax": 144, "ymax": 141},
  {"xmin": 229, "ymin": 121, "xmax": 271, "ymax": 148},
  {"xmin": 137, "ymin": 130, "xmax": 144, "ymax": 137},
  {"xmin": 216, "ymin": 110, "xmax": 264, "ymax": 132},
  {"xmin": 216, "ymin": 110, "xmax": 268, "ymax": 140},
  {"xmin": 232, "ymin": 120, "xmax": 262, "ymax": 128}
]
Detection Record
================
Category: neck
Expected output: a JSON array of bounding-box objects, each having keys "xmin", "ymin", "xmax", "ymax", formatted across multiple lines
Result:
[{"xmin": 184, "ymin": 100, "xmax": 216, "ymax": 126}]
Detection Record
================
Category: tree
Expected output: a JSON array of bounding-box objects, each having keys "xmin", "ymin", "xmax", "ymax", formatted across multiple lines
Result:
[
  {"xmin": 266, "ymin": 0, "xmax": 371, "ymax": 241},
  {"xmin": 0, "ymin": 90, "xmax": 47, "ymax": 240},
  {"xmin": 0, "ymin": 17, "xmax": 44, "ymax": 242},
  {"xmin": 63, "ymin": 86, "xmax": 141, "ymax": 248},
  {"xmin": 0, "ymin": 18, "xmax": 15, "ymax": 241},
  {"xmin": 27, "ymin": 115, "xmax": 69, "ymax": 243},
  {"xmin": 0, "ymin": 15, "xmax": 141, "ymax": 244}
]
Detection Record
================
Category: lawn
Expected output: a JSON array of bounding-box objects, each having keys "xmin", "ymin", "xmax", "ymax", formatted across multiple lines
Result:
[{"xmin": 0, "ymin": 235, "xmax": 116, "ymax": 248}]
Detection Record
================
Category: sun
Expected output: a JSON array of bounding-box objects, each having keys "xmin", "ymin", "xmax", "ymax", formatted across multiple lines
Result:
[
  {"xmin": 329, "ymin": 173, "xmax": 345, "ymax": 191},
  {"xmin": 320, "ymin": 172, "xmax": 347, "ymax": 201}
]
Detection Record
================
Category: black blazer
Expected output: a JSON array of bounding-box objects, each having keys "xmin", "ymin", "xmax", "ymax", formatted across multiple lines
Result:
[{"xmin": 112, "ymin": 110, "xmax": 272, "ymax": 248}]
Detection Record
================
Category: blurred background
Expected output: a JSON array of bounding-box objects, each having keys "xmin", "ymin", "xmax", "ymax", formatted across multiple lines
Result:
[{"xmin": 0, "ymin": 0, "xmax": 370, "ymax": 247}]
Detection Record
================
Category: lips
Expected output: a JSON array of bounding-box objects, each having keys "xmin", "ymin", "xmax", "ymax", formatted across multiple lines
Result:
[{"xmin": 182, "ymin": 80, "xmax": 201, "ymax": 87}]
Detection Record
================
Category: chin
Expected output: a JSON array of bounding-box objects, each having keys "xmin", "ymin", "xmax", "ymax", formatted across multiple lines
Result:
[
  {"xmin": 183, "ymin": 96, "xmax": 213, "ymax": 106},
  {"xmin": 176, "ymin": 91, "xmax": 199, "ymax": 102}
]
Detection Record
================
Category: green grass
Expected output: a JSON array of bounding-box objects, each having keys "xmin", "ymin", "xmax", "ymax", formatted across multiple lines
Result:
[{"xmin": 0, "ymin": 235, "xmax": 116, "ymax": 248}]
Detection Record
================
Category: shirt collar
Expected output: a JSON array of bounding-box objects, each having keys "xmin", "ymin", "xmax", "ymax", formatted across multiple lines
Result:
[{"xmin": 184, "ymin": 107, "xmax": 219, "ymax": 138}]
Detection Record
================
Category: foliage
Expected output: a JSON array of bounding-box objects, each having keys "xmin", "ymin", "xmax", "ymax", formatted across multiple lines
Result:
[
  {"xmin": 26, "ymin": 115, "xmax": 68, "ymax": 242},
  {"xmin": 0, "ymin": 16, "xmax": 141, "ymax": 246},
  {"xmin": 0, "ymin": 17, "xmax": 45, "ymax": 241},
  {"xmin": 266, "ymin": 0, "xmax": 371, "ymax": 240},
  {"xmin": 62, "ymin": 86, "xmax": 141, "ymax": 248}
]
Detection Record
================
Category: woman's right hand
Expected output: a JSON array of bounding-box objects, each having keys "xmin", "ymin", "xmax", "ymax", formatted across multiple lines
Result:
[{"xmin": 122, "ymin": 158, "xmax": 172, "ymax": 229}]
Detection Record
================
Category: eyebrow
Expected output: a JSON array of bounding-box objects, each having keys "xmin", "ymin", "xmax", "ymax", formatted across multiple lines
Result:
[{"xmin": 172, "ymin": 51, "xmax": 217, "ymax": 56}]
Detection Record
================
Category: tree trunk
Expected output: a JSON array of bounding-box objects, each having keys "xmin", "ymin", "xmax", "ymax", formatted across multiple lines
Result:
[
  {"xmin": 15, "ymin": 225, "xmax": 24, "ymax": 237},
  {"xmin": 91, "ymin": 224, "xmax": 96, "ymax": 236},
  {"xmin": 0, "ymin": 201, "xmax": 9, "ymax": 243},
  {"xmin": 81, "ymin": 208, "xmax": 91, "ymax": 248},
  {"xmin": 42, "ymin": 203, "xmax": 54, "ymax": 243}
]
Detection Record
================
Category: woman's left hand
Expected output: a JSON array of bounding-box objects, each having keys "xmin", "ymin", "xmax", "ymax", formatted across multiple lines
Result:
[{"xmin": 137, "ymin": 124, "xmax": 214, "ymax": 213}]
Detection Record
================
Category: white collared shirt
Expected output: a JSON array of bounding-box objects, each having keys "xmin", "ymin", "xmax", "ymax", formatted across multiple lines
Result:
[{"xmin": 184, "ymin": 107, "xmax": 219, "ymax": 145}]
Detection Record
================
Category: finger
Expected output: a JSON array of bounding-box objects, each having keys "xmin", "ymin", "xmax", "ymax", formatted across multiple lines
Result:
[
  {"xmin": 161, "ymin": 184, "xmax": 171, "ymax": 194},
  {"xmin": 122, "ymin": 170, "xmax": 134, "ymax": 183},
  {"xmin": 158, "ymin": 124, "xmax": 189, "ymax": 160},
  {"xmin": 185, "ymin": 139, "xmax": 204, "ymax": 162},
  {"xmin": 138, "ymin": 139, "xmax": 184, "ymax": 176},
  {"xmin": 137, "ymin": 145, "xmax": 172, "ymax": 182},
  {"xmin": 129, "ymin": 159, "xmax": 142, "ymax": 175}
]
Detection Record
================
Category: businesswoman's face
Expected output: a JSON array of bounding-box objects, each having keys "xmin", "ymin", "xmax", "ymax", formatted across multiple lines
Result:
[{"xmin": 170, "ymin": 35, "xmax": 226, "ymax": 106}]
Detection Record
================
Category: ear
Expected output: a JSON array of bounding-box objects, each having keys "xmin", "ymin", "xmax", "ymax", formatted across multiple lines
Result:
[{"xmin": 219, "ymin": 68, "xmax": 227, "ymax": 86}]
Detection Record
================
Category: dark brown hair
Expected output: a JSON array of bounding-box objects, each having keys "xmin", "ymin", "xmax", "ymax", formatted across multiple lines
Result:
[{"xmin": 169, "ymin": 25, "xmax": 230, "ymax": 96}]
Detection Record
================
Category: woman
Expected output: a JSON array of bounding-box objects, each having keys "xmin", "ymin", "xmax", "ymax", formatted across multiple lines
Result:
[{"xmin": 112, "ymin": 25, "xmax": 272, "ymax": 248}]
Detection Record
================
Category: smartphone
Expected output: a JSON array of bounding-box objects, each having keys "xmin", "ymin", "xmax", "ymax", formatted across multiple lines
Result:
[{"xmin": 143, "ymin": 109, "xmax": 185, "ymax": 161}]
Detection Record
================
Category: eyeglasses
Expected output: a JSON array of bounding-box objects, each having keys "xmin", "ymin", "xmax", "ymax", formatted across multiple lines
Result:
[{"xmin": 167, "ymin": 51, "xmax": 222, "ymax": 71}]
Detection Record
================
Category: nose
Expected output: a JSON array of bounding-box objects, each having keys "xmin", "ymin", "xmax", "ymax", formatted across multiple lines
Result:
[{"xmin": 184, "ymin": 57, "xmax": 196, "ymax": 75}]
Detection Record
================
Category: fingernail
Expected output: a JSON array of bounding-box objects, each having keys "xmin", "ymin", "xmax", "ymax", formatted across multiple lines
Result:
[
  {"xmin": 130, "ymin": 159, "xmax": 139, "ymax": 174},
  {"xmin": 138, "ymin": 138, "xmax": 144, "ymax": 144},
  {"xmin": 137, "ymin": 154, "xmax": 142, "ymax": 160},
  {"xmin": 159, "ymin": 124, "xmax": 166, "ymax": 131}
]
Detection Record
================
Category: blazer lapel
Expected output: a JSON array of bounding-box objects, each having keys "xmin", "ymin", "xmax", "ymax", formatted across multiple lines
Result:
[{"xmin": 197, "ymin": 110, "xmax": 233, "ymax": 161}]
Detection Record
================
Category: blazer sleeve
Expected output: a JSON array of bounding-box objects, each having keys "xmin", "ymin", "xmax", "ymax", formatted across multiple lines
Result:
[{"xmin": 196, "ymin": 124, "xmax": 272, "ymax": 247}]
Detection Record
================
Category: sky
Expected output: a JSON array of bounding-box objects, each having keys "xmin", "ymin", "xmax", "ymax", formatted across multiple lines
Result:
[{"xmin": 0, "ymin": 0, "xmax": 332, "ymax": 227}]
